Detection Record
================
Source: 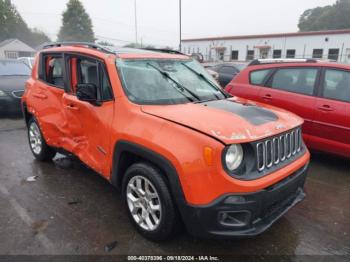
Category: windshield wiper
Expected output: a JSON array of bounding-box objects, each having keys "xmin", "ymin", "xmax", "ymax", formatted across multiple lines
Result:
[
  {"xmin": 181, "ymin": 63, "xmax": 231, "ymax": 99},
  {"xmin": 147, "ymin": 63, "xmax": 200, "ymax": 102}
]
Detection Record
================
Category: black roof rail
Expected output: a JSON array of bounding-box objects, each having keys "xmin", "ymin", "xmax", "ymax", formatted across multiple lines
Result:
[
  {"xmin": 248, "ymin": 58, "xmax": 318, "ymax": 66},
  {"xmin": 141, "ymin": 47, "xmax": 186, "ymax": 55},
  {"xmin": 42, "ymin": 42, "xmax": 115, "ymax": 55}
]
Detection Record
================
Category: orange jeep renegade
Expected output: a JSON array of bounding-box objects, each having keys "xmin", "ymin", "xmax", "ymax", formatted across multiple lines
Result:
[{"xmin": 22, "ymin": 43, "xmax": 310, "ymax": 240}]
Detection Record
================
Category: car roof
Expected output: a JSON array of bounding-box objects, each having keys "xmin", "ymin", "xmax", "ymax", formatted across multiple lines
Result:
[
  {"xmin": 40, "ymin": 42, "xmax": 190, "ymax": 60},
  {"xmin": 246, "ymin": 61, "xmax": 350, "ymax": 70}
]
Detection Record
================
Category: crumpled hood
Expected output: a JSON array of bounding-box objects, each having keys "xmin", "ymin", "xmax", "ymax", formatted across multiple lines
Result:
[
  {"xmin": 141, "ymin": 97, "xmax": 303, "ymax": 144},
  {"xmin": 0, "ymin": 76, "xmax": 28, "ymax": 92}
]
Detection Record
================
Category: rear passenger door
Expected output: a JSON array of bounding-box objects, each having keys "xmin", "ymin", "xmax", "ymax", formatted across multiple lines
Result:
[
  {"xmin": 62, "ymin": 54, "xmax": 115, "ymax": 177},
  {"xmin": 311, "ymin": 68, "xmax": 350, "ymax": 157},
  {"xmin": 32, "ymin": 53, "xmax": 66, "ymax": 144},
  {"xmin": 259, "ymin": 67, "xmax": 320, "ymax": 137}
]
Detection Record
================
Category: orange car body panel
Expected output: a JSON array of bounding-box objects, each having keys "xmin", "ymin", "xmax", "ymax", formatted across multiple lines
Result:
[{"xmin": 22, "ymin": 45, "xmax": 310, "ymax": 206}]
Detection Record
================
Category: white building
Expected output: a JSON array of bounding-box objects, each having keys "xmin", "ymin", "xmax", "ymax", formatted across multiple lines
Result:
[
  {"xmin": 181, "ymin": 29, "xmax": 350, "ymax": 63},
  {"xmin": 0, "ymin": 39, "xmax": 35, "ymax": 59}
]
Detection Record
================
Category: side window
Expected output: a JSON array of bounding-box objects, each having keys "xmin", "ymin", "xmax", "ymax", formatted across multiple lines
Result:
[
  {"xmin": 41, "ymin": 55, "xmax": 64, "ymax": 88},
  {"xmin": 271, "ymin": 68, "xmax": 317, "ymax": 96},
  {"xmin": 249, "ymin": 69, "xmax": 271, "ymax": 86},
  {"xmin": 76, "ymin": 58, "xmax": 113, "ymax": 101},
  {"xmin": 323, "ymin": 69, "xmax": 350, "ymax": 102}
]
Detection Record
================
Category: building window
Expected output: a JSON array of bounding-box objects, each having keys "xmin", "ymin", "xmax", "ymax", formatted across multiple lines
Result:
[
  {"xmin": 4, "ymin": 51, "xmax": 18, "ymax": 59},
  {"xmin": 328, "ymin": 49, "xmax": 340, "ymax": 61},
  {"xmin": 312, "ymin": 49, "xmax": 323, "ymax": 59},
  {"xmin": 231, "ymin": 50, "xmax": 239, "ymax": 60},
  {"xmin": 273, "ymin": 50, "xmax": 282, "ymax": 59},
  {"xmin": 286, "ymin": 49, "xmax": 296, "ymax": 58},
  {"xmin": 246, "ymin": 50, "xmax": 254, "ymax": 60},
  {"xmin": 219, "ymin": 51, "xmax": 224, "ymax": 61}
]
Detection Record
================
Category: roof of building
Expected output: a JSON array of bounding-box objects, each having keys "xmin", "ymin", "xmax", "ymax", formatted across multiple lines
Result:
[
  {"xmin": 0, "ymin": 38, "xmax": 35, "ymax": 52},
  {"xmin": 0, "ymin": 39, "xmax": 16, "ymax": 48},
  {"xmin": 182, "ymin": 29, "xmax": 350, "ymax": 42}
]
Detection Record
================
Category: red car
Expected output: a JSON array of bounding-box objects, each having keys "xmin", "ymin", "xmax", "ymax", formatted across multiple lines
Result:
[{"xmin": 226, "ymin": 59, "xmax": 350, "ymax": 158}]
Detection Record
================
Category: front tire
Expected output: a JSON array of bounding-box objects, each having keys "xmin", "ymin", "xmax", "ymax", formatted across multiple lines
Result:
[
  {"xmin": 27, "ymin": 118, "xmax": 56, "ymax": 161},
  {"xmin": 122, "ymin": 162, "xmax": 181, "ymax": 241}
]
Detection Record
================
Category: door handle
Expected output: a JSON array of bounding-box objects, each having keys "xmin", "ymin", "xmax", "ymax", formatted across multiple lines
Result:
[
  {"xmin": 65, "ymin": 104, "xmax": 79, "ymax": 111},
  {"xmin": 33, "ymin": 93, "xmax": 47, "ymax": 99},
  {"xmin": 318, "ymin": 105, "xmax": 334, "ymax": 112},
  {"xmin": 262, "ymin": 94, "xmax": 272, "ymax": 100}
]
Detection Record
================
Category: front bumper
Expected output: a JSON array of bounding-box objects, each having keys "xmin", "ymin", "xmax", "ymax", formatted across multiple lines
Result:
[{"xmin": 180, "ymin": 164, "xmax": 308, "ymax": 238}]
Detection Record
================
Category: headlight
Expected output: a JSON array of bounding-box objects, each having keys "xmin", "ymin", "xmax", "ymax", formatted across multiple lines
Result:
[
  {"xmin": 224, "ymin": 144, "xmax": 244, "ymax": 171},
  {"xmin": 0, "ymin": 90, "xmax": 7, "ymax": 97}
]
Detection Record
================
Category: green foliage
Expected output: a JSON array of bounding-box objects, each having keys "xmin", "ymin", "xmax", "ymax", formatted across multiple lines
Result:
[
  {"xmin": 58, "ymin": 0, "xmax": 95, "ymax": 42},
  {"xmin": 299, "ymin": 0, "xmax": 350, "ymax": 31},
  {"xmin": 0, "ymin": 0, "xmax": 50, "ymax": 47}
]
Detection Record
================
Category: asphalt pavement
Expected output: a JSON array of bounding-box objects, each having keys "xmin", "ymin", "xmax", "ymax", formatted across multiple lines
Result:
[{"xmin": 0, "ymin": 118, "xmax": 349, "ymax": 258}]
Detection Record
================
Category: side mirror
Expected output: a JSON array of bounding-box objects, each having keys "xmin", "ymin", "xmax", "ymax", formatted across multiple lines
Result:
[{"xmin": 76, "ymin": 83, "xmax": 98, "ymax": 104}]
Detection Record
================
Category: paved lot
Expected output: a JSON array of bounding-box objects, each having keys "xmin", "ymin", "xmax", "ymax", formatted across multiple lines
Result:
[{"xmin": 0, "ymin": 118, "xmax": 349, "ymax": 257}]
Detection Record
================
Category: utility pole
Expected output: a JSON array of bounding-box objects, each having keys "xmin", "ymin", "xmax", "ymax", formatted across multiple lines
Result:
[
  {"xmin": 179, "ymin": 0, "xmax": 182, "ymax": 52},
  {"xmin": 134, "ymin": 0, "xmax": 138, "ymax": 45}
]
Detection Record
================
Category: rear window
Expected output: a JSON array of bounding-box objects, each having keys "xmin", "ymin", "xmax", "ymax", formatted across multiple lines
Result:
[{"xmin": 249, "ymin": 69, "xmax": 271, "ymax": 85}]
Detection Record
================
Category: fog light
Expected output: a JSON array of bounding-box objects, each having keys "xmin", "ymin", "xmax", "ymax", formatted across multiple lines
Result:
[
  {"xmin": 224, "ymin": 196, "xmax": 246, "ymax": 204},
  {"xmin": 218, "ymin": 211, "xmax": 251, "ymax": 227}
]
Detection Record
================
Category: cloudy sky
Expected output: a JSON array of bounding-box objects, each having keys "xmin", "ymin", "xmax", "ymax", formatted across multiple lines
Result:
[{"xmin": 11, "ymin": 0, "xmax": 335, "ymax": 48}]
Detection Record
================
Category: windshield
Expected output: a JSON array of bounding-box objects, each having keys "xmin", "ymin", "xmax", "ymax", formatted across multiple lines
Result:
[
  {"xmin": 117, "ymin": 58, "xmax": 228, "ymax": 105},
  {"xmin": 0, "ymin": 60, "xmax": 31, "ymax": 76}
]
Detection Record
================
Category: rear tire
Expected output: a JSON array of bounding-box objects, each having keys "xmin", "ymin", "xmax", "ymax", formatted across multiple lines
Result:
[
  {"xmin": 27, "ymin": 117, "xmax": 56, "ymax": 161},
  {"xmin": 122, "ymin": 162, "xmax": 181, "ymax": 241}
]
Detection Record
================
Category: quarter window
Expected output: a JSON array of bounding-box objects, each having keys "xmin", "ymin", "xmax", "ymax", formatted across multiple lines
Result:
[
  {"xmin": 323, "ymin": 69, "xmax": 350, "ymax": 102},
  {"xmin": 250, "ymin": 69, "xmax": 271, "ymax": 86},
  {"xmin": 271, "ymin": 68, "xmax": 317, "ymax": 95}
]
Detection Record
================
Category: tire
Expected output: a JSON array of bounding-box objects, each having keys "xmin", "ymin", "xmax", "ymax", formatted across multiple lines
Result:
[
  {"xmin": 122, "ymin": 162, "xmax": 181, "ymax": 241},
  {"xmin": 27, "ymin": 117, "xmax": 56, "ymax": 161}
]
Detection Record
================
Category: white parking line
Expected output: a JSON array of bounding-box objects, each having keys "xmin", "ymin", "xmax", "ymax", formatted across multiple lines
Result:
[{"xmin": 0, "ymin": 184, "xmax": 56, "ymax": 253}]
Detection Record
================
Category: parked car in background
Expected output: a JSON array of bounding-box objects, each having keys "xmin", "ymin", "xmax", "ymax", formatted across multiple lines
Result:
[
  {"xmin": 210, "ymin": 62, "xmax": 247, "ymax": 87},
  {"xmin": 226, "ymin": 59, "xmax": 350, "ymax": 158},
  {"xmin": 0, "ymin": 59, "xmax": 31, "ymax": 116},
  {"xmin": 206, "ymin": 68, "xmax": 219, "ymax": 84},
  {"xmin": 18, "ymin": 57, "xmax": 35, "ymax": 69},
  {"xmin": 22, "ymin": 43, "xmax": 309, "ymax": 240}
]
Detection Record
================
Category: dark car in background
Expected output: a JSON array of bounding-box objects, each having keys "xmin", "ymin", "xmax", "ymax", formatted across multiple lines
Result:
[
  {"xmin": 208, "ymin": 63, "xmax": 247, "ymax": 87},
  {"xmin": 0, "ymin": 59, "xmax": 31, "ymax": 116}
]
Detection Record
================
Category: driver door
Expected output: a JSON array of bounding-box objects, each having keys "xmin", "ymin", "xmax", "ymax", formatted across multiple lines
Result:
[{"xmin": 62, "ymin": 54, "xmax": 115, "ymax": 177}]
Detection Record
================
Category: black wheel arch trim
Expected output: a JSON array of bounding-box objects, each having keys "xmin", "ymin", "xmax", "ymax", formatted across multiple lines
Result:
[{"xmin": 111, "ymin": 140, "xmax": 190, "ymax": 217}]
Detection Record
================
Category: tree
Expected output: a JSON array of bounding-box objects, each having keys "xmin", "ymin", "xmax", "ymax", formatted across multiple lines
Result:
[
  {"xmin": 0, "ymin": 0, "xmax": 50, "ymax": 47},
  {"xmin": 57, "ymin": 0, "xmax": 95, "ymax": 42},
  {"xmin": 298, "ymin": 0, "xmax": 350, "ymax": 31}
]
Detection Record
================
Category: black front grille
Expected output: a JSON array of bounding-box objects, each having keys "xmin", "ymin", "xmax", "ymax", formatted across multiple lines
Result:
[{"xmin": 256, "ymin": 128, "xmax": 302, "ymax": 172}]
